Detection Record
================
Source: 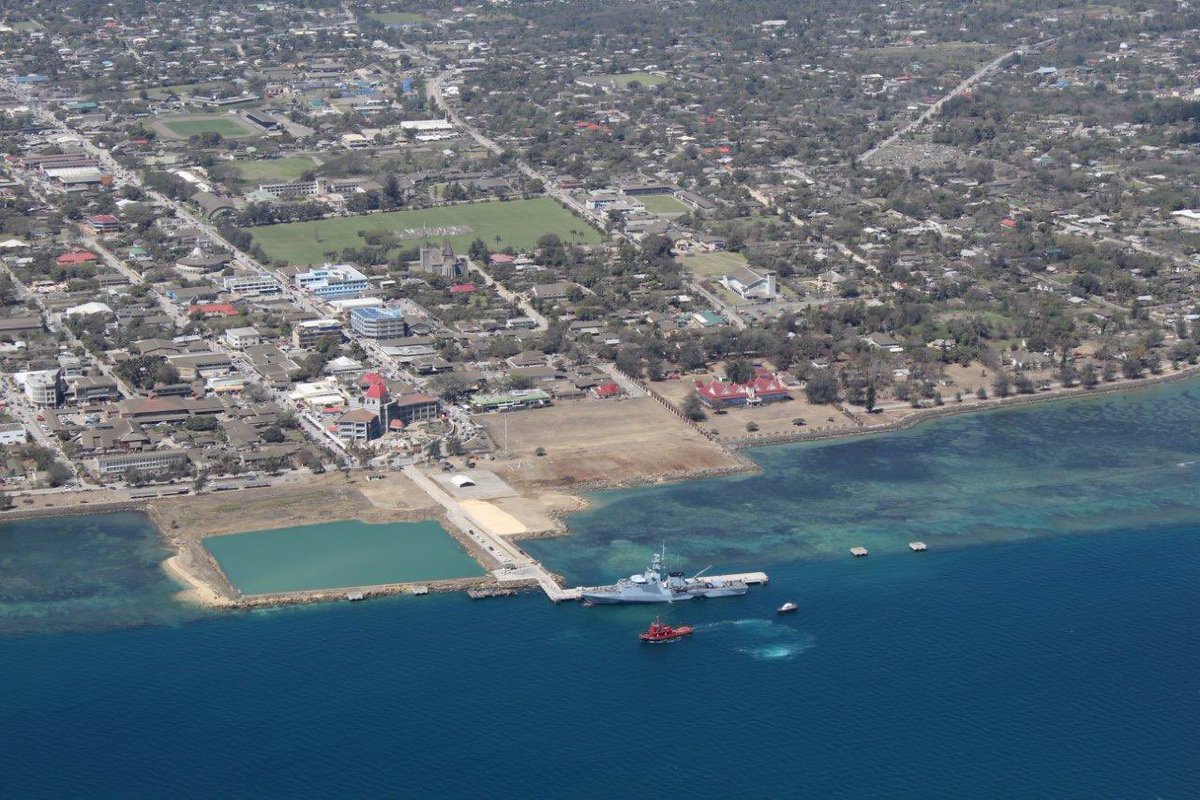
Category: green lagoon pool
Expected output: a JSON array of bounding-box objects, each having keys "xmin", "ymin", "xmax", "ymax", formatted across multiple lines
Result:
[{"xmin": 204, "ymin": 520, "xmax": 482, "ymax": 595}]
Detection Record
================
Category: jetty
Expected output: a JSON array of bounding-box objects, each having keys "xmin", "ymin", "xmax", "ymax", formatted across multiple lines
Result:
[
  {"xmin": 402, "ymin": 465, "xmax": 767, "ymax": 603},
  {"xmin": 403, "ymin": 465, "xmax": 579, "ymax": 601}
]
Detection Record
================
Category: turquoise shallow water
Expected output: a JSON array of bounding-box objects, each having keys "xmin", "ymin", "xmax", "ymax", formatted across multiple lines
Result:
[
  {"xmin": 204, "ymin": 519, "xmax": 483, "ymax": 594},
  {"xmin": 1, "ymin": 380, "xmax": 1199, "ymax": 796},
  {"xmin": 525, "ymin": 379, "xmax": 1200, "ymax": 584}
]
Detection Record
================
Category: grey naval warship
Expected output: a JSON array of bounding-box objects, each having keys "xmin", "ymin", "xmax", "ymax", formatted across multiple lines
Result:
[{"xmin": 579, "ymin": 548, "xmax": 749, "ymax": 605}]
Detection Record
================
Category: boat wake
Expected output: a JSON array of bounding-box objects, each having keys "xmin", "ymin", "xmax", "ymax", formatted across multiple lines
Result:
[{"xmin": 696, "ymin": 618, "xmax": 815, "ymax": 661}]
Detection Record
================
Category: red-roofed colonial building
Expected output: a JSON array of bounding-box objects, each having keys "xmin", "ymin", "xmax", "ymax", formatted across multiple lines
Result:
[
  {"xmin": 694, "ymin": 371, "xmax": 791, "ymax": 409},
  {"xmin": 56, "ymin": 249, "xmax": 97, "ymax": 266}
]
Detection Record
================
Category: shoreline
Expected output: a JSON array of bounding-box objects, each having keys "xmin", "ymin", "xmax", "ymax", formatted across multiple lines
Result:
[
  {"xmin": 550, "ymin": 365, "xmax": 1200, "ymax": 495},
  {"xmin": 2, "ymin": 366, "xmax": 1196, "ymax": 611},
  {"xmin": 722, "ymin": 365, "xmax": 1200, "ymax": 450}
]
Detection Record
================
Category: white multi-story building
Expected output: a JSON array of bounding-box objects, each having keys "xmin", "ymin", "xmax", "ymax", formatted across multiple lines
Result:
[
  {"xmin": 350, "ymin": 307, "xmax": 408, "ymax": 339},
  {"xmin": 18, "ymin": 369, "xmax": 62, "ymax": 407},
  {"xmin": 223, "ymin": 275, "xmax": 281, "ymax": 296},
  {"xmin": 292, "ymin": 318, "xmax": 344, "ymax": 349},
  {"xmin": 224, "ymin": 326, "xmax": 262, "ymax": 350},
  {"xmin": 92, "ymin": 449, "xmax": 189, "ymax": 476},
  {"xmin": 294, "ymin": 265, "xmax": 369, "ymax": 299}
]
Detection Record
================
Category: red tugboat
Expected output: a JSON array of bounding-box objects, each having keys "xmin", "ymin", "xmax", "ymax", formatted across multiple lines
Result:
[{"xmin": 639, "ymin": 617, "xmax": 694, "ymax": 643}]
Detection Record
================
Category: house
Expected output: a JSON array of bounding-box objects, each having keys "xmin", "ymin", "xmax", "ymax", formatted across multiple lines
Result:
[
  {"xmin": 65, "ymin": 301, "xmax": 114, "ymax": 317},
  {"xmin": 1171, "ymin": 209, "xmax": 1200, "ymax": 228},
  {"xmin": 691, "ymin": 310, "xmax": 725, "ymax": 328},
  {"xmin": 720, "ymin": 267, "xmax": 777, "ymax": 301},
  {"xmin": 0, "ymin": 422, "xmax": 27, "ymax": 445},
  {"xmin": 530, "ymin": 282, "xmax": 575, "ymax": 301},
  {"xmin": 694, "ymin": 371, "xmax": 791, "ymax": 409},
  {"xmin": 863, "ymin": 333, "xmax": 904, "ymax": 353},
  {"xmin": 507, "ymin": 350, "xmax": 548, "ymax": 369},
  {"xmin": 816, "ymin": 269, "xmax": 846, "ymax": 294},
  {"xmin": 0, "ymin": 316, "xmax": 44, "ymax": 335},
  {"xmin": 592, "ymin": 381, "xmax": 621, "ymax": 399}
]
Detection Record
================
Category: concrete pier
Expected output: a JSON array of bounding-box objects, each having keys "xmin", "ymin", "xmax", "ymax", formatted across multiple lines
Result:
[
  {"xmin": 404, "ymin": 465, "xmax": 575, "ymax": 600},
  {"xmin": 404, "ymin": 465, "xmax": 768, "ymax": 603}
]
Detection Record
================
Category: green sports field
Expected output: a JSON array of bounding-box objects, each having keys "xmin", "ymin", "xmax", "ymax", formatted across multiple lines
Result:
[
  {"xmin": 639, "ymin": 194, "xmax": 689, "ymax": 214},
  {"xmin": 679, "ymin": 251, "xmax": 748, "ymax": 277},
  {"xmin": 234, "ymin": 156, "xmax": 320, "ymax": 183},
  {"xmin": 370, "ymin": 11, "xmax": 426, "ymax": 24},
  {"xmin": 602, "ymin": 72, "xmax": 668, "ymax": 88},
  {"xmin": 162, "ymin": 117, "xmax": 259, "ymax": 138},
  {"xmin": 248, "ymin": 198, "xmax": 602, "ymax": 265}
]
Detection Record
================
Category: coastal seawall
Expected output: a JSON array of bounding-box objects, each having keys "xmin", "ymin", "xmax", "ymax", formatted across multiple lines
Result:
[{"xmin": 0, "ymin": 499, "xmax": 146, "ymax": 522}]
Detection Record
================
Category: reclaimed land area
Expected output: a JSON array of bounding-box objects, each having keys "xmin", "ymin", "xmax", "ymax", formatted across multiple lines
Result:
[
  {"xmin": 147, "ymin": 471, "xmax": 515, "ymax": 609},
  {"xmin": 248, "ymin": 197, "xmax": 601, "ymax": 265},
  {"xmin": 11, "ymin": 369, "xmax": 1197, "ymax": 611},
  {"xmin": 479, "ymin": 395, "xmax": 753, "ymax": 491}
]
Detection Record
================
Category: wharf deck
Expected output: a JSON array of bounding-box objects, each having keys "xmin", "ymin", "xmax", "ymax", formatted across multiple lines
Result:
[{"xmin": 403, "ymin": 465, "xmax": 767, "ymax": 603}]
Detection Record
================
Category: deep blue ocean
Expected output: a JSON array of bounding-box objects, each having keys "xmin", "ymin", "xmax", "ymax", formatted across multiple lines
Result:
[{"xmin": 3, "ymin": 381, "xmax": 1200, "ymax": 798}]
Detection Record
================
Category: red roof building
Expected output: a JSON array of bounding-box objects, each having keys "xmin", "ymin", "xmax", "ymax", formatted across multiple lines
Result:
[
  {"xmin": 86, "ymin": 214, "xmax": 122, "ymax": 235},
  {"xmin": 450, "ymin": 283, "xmax": 477, "ymax": 294},
  {"xmin": 188, "ymin": 302, "xmax": 239, "ymax": 318},
  {"xmin": 593, "ymin": 381, "xmax": 621, "ymax": 399},
  {"xmin": 359, "ymin": 371, "xmax": 387, "ymax": 389},
  {"xmin": 490, "ymin": 253, "xmax": 516, "ymax": 264},
  {"xmin": 694, "ymin": 371, "xmax": 791, "ymax": 409},
  {"xmin": 56, "ymin": 249, "xmax": 97, "ymax": 266}
]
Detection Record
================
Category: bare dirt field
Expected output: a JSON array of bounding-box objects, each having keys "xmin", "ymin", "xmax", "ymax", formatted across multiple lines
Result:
[
  {"xmin": 149, "ymin": 471, "xmax": 435, "ymax": 540},
  {"xmin": 480, "ymin": 397, "xmax": 745, "ymax": 487}
]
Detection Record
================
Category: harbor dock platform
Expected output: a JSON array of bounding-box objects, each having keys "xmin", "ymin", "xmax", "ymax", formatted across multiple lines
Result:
[{"xmin": 403, "ymin": 465, "xmax": 769, "ymax": 603}]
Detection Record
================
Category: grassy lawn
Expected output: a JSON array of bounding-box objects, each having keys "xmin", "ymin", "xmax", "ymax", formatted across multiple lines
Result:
[
  {"xmin": 679, "ymin": 250, "xmax": 748, "ymax": 277},
  {"xmin": 234, "ymin": 156, "xmax": 320, "ymax": 184},
  {"xmin": 639, "ymin": 194, "xmax": 689, "ymax": 214},
  {"xmin": 249, "ymin": 197, "xmax": 602, "ymax": 265},
  {"xmin": 604, "ymin": 71, "xmax": 672, "ymax": 87},
  {"xmin": 370, "ymin": 11, "xmax": 426, "ymax": 24},
  {"xmin": 603, "ymin": 72, "xmax": 668, "ymax": 88},
  {"xmin": 163, "ymin": 117, "xmax": 259, "ymax": 138}
]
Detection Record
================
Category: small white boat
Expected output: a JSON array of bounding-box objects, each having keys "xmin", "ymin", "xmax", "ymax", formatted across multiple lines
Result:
[{"xmin": 777, "ymin": 601, "xmax": 798, "ymax": 614}]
